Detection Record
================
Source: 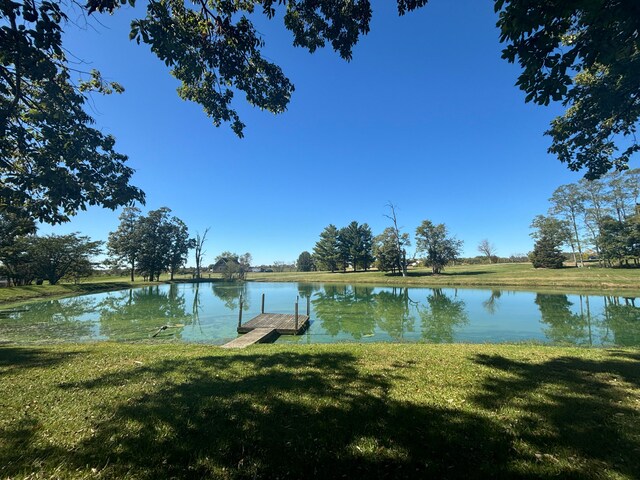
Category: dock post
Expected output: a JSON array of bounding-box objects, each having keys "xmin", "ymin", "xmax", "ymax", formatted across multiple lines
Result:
[
  {"xmin": 294, "ymin": 301, "xmax": 299, "ymax": 332},
  {"xmin": 261, "ymin": 293, "xmax": 265, "ymax": 314},
  {"xmin": 306, "ymin": 296, "xmax": 310, "ymax": 316},
  {"xmin": 238, "ymin": 294, "xmax": 243, "ymax": 328}
]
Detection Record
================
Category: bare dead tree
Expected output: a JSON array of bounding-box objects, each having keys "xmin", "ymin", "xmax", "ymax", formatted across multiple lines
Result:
[
  {"xmin": 477, "ymin": 239, "xmax": 497, "ymax": 263},
  {"xmin": 384, "ymin": 202, "xmax": 410, "ymax": 277},
  {"xmin": 194, "ymin": 227, "xmax": 210, "ymax": 279}
]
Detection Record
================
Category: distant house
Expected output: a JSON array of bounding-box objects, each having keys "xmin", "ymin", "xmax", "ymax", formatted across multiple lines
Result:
[{"xmin": 210, "ymin": 257, "xmax": 239, "ymax": 273}]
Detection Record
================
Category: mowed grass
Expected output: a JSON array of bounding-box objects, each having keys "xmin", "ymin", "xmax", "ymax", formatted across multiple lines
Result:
[
  {"xmin": 2, "ymin": 264, "xmax": 639, "ymax": 307},
  {"xmin": 249, "ymin": 263, "xmax": 640, "ymax": 292},
  {"xmin": 0, "ymin": 274, "xmax": 220, "ymax": 306},
  {"xmin": 1, "ymin": 343, "xmax": 639, "ymax": 479}
]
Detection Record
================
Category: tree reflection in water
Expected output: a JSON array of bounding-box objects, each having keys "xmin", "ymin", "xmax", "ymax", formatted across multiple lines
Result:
[
  {"xmin": 311, "ymin": 286, "xmax": 421, "ymax": 341},
  {"xmin": 97, "ymin": 285, "xmax": 192, "ymax": 340},
  {"xmin": 482, "ymin": 290, "xmax": 503, "ymax": 315},
  {"xmin": 0, "ymin": 296, "xmax": 97, "ymax": 342},
  {"xmin": 211, "ymin": 283, "xmax": 249, "ymax": 312},
  {"xmin": 2, "ymin": 283, "xmax": 638, "ymax": 346},
  {"xmin": 603, "ymin": 296, "xmax": 640, "ymax": 347},
  {"xmin": 418, "ymin": 289, "xmax": 469, "ymax": 343},
  {"xmin": 372, "ymin": 288, "xmax": 416, "ymax": 341},
  {"xmin": 535, "ymin": 294, "xmax": 595, "ymax": 346},
  {"xmin": 312, "ymin": 285, "xmax": 377, "ymax": 339}
]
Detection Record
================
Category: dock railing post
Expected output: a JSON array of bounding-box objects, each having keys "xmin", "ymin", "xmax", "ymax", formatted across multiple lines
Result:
[
  {"xmin": 306, "ymin": 296, "xmax": 310, "ymax": 316},
  {"xmin": 294, "ymin": 300, "xmax": 299, "ymax": 332},
  {"xmin": 238, "ymin": 294, "xmax": 243, "ymax": 328},
  {"xmin": 261, "ymin": 293, "xmax": 265, "ymax": 314}
]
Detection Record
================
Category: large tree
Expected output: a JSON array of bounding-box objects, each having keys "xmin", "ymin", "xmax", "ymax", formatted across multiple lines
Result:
[
  {"xmin": 530, "ymin": 234, "xmax": 565, "ymax": 269},
  {"xmin": 296, "ymin": 251, "xmax": 314, "ymax": 272},
  {"xmin": 374, "ymin": 227, "xmax": 408, "ymax": 274},
  {"xmin": 1, "ymin": 0, "xmax": 145, "ymax": 224},
  {"xmin": 29, "ymin": 233, "xmax": 103, "ymax": 285},
  {"xmin": 337, "ymin": 221, "xmax": 374, "ymax": 272},
  {"xmin": 166, "ymin": 217, "xmax": 194, "ymax": 280},
  {"xmin": 4, "ymin": 0, "xmax": 637, "ymax": 225},
  {"xmin": 0, "ymin": 211, "xmax": 36, "ymax": 285},
  {"xmin": 313, "ymin": 224, "xmax": 340, "ymax": 272},
  {"xmin": 496, "ymin": 0, "xmax": 640, "ymax": 178},
  {"xmin": 135, "ymin": 207, "xmax": 192, "ymax": 281},
  {"xmin": 107, "ymin": 206, "xmax": 142, "ymax": 281},
  {"xmin": 415, "ymin": 220, "xmax": 463, "ymax": 274},
  {"xmin": 550, "ymin": 184, "xmax": 587, "ymax": 267}
]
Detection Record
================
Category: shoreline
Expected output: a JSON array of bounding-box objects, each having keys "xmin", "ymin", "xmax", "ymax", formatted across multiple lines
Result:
[{"xmin": 2, "ymin": 264, "xmax": 640, "ymax": 307}]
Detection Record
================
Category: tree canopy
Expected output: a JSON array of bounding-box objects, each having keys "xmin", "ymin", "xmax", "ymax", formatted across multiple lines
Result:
[
  {"xmin": 496, "ymin": 0, "xmax": 640, "ymax": 178},
  {"xmin": 0, "ymin": 0, "xmax": 145, "ymax": 224},
  {"xmin": 415, "ymin": 220, "xmax": 462, "ymax": 274},
  {"xmin": 2, "ymin": 0, "xmax": 638, "ymax": 227}
]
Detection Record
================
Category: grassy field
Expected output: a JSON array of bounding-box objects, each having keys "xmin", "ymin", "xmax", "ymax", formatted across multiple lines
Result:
[
  {"xmin": 0, "ymin": 342, "xmax": 638, "ymax": 479},
  {"xmin": 249, "ymin": 263, "xmax": 640, "ymax": 292},
  {"xmin": 0, "ymin": 274, "xmax": 216, "ymax": 306},
  {"xmin": 1, "ymin": 263, "xmax": 639, "ymax": 307}
]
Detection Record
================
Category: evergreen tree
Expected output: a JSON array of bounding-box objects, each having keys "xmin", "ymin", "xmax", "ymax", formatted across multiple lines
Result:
[
  {"xmin": 530, "ymin": 235, "xmax": 565, "ymax": 269},
  {"xmin": 357, "ymin": 223, "xmax": 375, "ymax": 271},
  {"xmin": 313, "ymin": 225, "xmax": 340, "ymax": 272},
  {"xmin": 296, "ymin": 251, "xmax": 314, "ymax": 272}
]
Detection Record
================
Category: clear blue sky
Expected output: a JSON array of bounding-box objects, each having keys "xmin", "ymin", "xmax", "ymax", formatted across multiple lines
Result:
[{"xmin": 38, "ymin": 0, "xmax": 638, "ymax": 266}]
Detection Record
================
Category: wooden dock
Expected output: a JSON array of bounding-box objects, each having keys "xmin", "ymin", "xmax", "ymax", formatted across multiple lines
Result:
[
  {"xmin": 238, "ymin": 312, "xmax": 310, "ymax": 335},
  {"xmin": 221, "ymin": 327, "xmax": 280, "ymax": 348},
  {"xmin": 221, "ymin": 294, "xmax": 310, "ymax": 348}
]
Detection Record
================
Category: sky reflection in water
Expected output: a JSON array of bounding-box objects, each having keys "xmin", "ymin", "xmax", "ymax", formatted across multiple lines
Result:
[{"xmin": 0, "ymin": 282, "xmax": 638, "ymax": 346}]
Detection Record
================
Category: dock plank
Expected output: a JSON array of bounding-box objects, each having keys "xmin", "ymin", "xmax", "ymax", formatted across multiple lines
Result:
[
  {"xmin": 238, "ymin": 313, "xmax": 310, "ymax": 335},
  {"xmin": 221, "ymin": 328, "xmax": 279, "ymax": 348}
]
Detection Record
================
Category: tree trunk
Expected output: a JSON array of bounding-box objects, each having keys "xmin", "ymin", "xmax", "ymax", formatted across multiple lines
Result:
[
  {"xmin": 567, "ymin": 211, "xmax": 584, "ymax": 267},
  {"xmin": 402, "ymin": 252, "xmax": 407, "ymax": 277}
]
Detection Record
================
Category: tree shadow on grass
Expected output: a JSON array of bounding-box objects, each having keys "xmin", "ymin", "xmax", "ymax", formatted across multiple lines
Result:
[
  {"xmin": 0, "ymin": 346, "xmax": 78, "ymax": 374},
  {"xmin": 471, "ymin": 352, "xmax": 640, "ymax": 478},
  {"xmin": 386, "ymin": 270, "xmax": 492, "ymax": 278},
  {"xmin": 2, "ymin": 349, "xmax": 639, "ymax": 479},
  {"xmin": 3, "ymin": 351, "xmax": 514, "ymax": 479}
]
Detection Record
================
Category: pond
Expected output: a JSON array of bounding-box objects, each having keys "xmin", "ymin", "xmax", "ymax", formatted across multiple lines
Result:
[{"xmin": 0, "ymin": 282, "xmax": 639, "ymax": 346}]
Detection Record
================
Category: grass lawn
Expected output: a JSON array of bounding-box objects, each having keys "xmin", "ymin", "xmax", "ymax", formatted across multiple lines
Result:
[
  {"xmin": 2, "ymin": 264, "xmax": 640, "ymax": 307},
  {"xmin": 249, "ymin": 263, "xmax": 640, "ymax": 293},
  {"xmin": 0, "ymin": 274, "xmax": 218, "ymax": 307},
  {"xmin": 1, "ymin": 342, "xmax": 638, "ymax": 479}
]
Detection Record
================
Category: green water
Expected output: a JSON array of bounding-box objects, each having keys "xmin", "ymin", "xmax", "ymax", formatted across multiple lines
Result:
[{"xmin": 0, "ymin": 282, "xmax": 638, "ymax": 346}]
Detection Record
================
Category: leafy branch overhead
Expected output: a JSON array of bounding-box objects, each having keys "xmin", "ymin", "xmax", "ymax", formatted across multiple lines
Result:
[
  {"xmin": 82, "ymin": 0, "xmax": 640, "ymax": 178},
  {"xmin": 1, "ymin": 0, "xmax": 638, "ymax": 226},
  {"xmin": 496, "ymin": 0, "xmax": 640, "ymax": 178}
]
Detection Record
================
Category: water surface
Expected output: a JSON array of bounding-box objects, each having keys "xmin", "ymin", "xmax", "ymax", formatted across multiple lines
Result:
[{"xmin": 0, "ymin": 282, "xmax": 638, "ymax": 346}]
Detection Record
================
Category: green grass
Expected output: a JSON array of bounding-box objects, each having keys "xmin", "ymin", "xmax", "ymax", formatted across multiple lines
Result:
[
  {"xmin": 249, "ymin": 263, "xmax": 640, "ymax": 293},
  {"xmin": 2, "ymin": 264, "xmax": 640, "ymax": 307},
  {"xmin": 1, "ymin": 342, "xmax": 638, "ymax": 479},
  {"xmin": 0, "ymin": 274, "xmax": 221, "ymax": 306}
]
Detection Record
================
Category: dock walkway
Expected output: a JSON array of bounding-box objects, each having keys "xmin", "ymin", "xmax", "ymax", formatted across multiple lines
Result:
[{"xmin": 222, "ymin": 294, "xmax": 310, "ymax": 348}]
